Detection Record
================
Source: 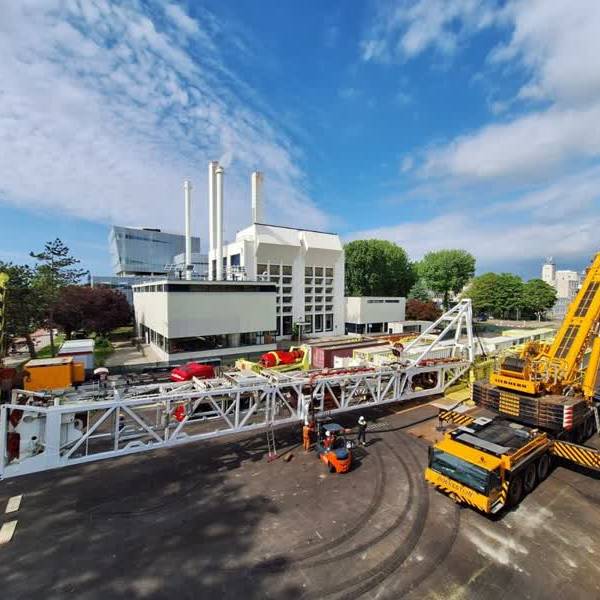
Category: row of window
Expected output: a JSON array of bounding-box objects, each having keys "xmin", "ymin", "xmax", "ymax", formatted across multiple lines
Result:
[
  {"xmin": 305, "ymin": 266, "xmax": 333, "ymax": 277},
  {"xmin": 366, "ymin": 299, "xmax": 401, "ymax": 304}
]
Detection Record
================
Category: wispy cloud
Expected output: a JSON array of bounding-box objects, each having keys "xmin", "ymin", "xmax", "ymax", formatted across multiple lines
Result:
[
  {"xmin": 0, "ymin": 0, "xmax": 331, "ymax": 244},
  {"xmin": 361, "ymin": 0, "xmax": 500, "ymax": 63}
]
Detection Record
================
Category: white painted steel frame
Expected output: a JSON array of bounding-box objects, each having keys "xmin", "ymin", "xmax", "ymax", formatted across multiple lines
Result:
[{"xmin": 0, "ymin": 301, "xmax": 473, "ymax": 478}]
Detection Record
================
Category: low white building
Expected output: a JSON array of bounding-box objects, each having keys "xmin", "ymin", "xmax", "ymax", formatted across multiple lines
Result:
[
  {"xmin": 345, "ymin": 297, "xmax": 406, "ymax": 334},
  {"xmin": 58, "ymin": 339, "xmax": 95, "ymax": 370},
  {"xmin": 132, "ymin": 280, "xmax": 277, "ymax": 361}
]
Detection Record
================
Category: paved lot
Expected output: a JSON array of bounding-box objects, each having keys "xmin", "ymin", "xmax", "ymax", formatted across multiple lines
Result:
[{"xmin": 1, "ymin": 405, "xmax": 599, "ymax": 599}]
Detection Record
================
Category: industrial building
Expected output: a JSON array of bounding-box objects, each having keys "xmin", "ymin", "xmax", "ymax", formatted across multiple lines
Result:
[
  {"xmin": 206, "ymin": 162, "xmax": 345, "ymax": 338},
  {"xmin": 133, "ymin": 279, "xmax": 277, "ymax": 361},
  {"xmin": 344, "ymin": 296, "xmax": 406, "ymax": 334}
]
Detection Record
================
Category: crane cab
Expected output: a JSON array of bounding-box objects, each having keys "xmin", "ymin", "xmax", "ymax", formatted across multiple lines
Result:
[{"xmin": 425, "ymin": 417, "xmax": 552, "ymax": 514}]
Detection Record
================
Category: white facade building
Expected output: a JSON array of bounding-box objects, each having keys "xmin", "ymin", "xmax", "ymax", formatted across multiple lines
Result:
[
  {"xmin": 345, "ymin": 297, "xmax": 406, "ymax": 334},
  {"xmin": 206, "ymin": 164, "xmax": 345, "ymax": 339},
  {"xmin": 541, "ymin": 257, "xmax": 582, "ymax": 320},
  {"xmin": 133, "ymin": 280, "xmax": 277, "ymax": 361},
  {"xmin": 212, "ymin": 224, "xmax": 345, "ymax": 338}
]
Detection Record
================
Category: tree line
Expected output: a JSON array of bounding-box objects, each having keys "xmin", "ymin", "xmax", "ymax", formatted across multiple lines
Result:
[
  {"xmin": 0, "ymin": 239, "xmax": 131, "ymax": 359},
  {"xmin": 344, "ymin": 239, "xmax": 556, "ymax": 321}
]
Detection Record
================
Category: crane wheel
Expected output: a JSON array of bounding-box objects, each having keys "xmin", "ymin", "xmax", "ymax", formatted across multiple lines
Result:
[
  {"xmin": 536, "ymin": 454, "xmax": 550, "ymax": 481},
  {"xmin": 524, "ymin": 463, "xmax": 537, "ymax": 493},
  {"xmin": 507, "ymin": 475, "xmax": 523, "ymax": 507}
]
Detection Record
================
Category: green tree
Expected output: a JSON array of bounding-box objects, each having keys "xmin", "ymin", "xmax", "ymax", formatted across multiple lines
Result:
[
  {"xmin": 0, "ymin": 262, "xmax": 44, "ymax": 357},
  {"xmin": 464, "ymin": 272, "xmax": 526, "ymax": 319},
  {"xmin": 407, "ymin": 279, "xmax": 431, "ymax": 302},
  {"xmin": 522, "ymin": 278, "xmax": 557, "ymax": 320},
  {"xmin": 464, "ymin": 272, "xmax": 499, "ymax": 316},
  {"xmin": 495, "ymin": 273, "xmax": 525, "ymax": 319},
  {"xmin": 418, "ymin": 249, "xmax": 476, "ymax": 309},
  {"xmin": 344, "ymin": 240, "xmax": 416, "ymax": 297},
  {"xmin": 30, "ymin": 239, "xmax": 88, "ymax": 357}
]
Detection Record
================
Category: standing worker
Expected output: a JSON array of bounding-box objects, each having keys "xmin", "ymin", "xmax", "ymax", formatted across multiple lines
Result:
[
  {"xmin": 303, "ymin": 419, "xmax": 315, "ymax": 452},
  {"xmin": 357, "ymin": 415, "xmax": 367, "ymax": 446}
]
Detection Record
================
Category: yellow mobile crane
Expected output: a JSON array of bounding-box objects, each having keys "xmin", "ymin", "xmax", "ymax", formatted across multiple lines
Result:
[{"xmin": 425, "ymin": 251, "xmax": 600, "ymax": 513}]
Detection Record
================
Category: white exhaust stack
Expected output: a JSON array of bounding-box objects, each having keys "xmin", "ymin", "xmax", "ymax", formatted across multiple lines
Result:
[
  {"xmin": 215, "ymin": 164, "xmax": 224, "ymax": 281},
  {"xmin": 251, "ymin": 171, "xmax": 263, "ymax": 223},
  {"xmin": 184, "ymin": 179, "xmax": 193, "ymax": 280},
  {"xmin": 208, "ymin": 160, "xmax": 218, "ymax": 280}
]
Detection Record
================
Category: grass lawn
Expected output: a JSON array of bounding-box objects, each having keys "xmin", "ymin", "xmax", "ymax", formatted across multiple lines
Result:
[
  {"xmin": 94, "ymin": 337, "xmax": 115, "ymax": 367},
  {"xmin": 36, "ymin": 334, "xmax": 66, "ymax": 358}
]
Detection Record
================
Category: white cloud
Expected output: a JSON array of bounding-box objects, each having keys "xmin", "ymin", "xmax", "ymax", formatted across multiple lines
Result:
[
  {"xmin": 423, "ymin": 103, "xmax": 600, "ymax": 181},
  {"xmin": 348, "ymin": 210, "xmax": 600, "ymax": 264},
  {"xmin": 361, "ymin": 0, "xmax": 499, "ymax": 63},
  {"xmin": 420, "ymin": 1, "xmax": 600, "ymax": 183},
  {"xmin": 0, "ymin": 0, "xmax": 330, "ymax": 246}
]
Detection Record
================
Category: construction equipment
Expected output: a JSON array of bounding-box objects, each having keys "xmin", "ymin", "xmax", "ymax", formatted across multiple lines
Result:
[
  {"xmin": 1, "ymin": 300, "xmax": 474, "ymax": 478},
  {"xmin": 170, "ymin": 362, "xmax": 215, "ymax": 382},
  {"xmin": 426, "ymin": 251, "xmax": 600, "ymax": 513},
  {"xmin": 22, "ymin": 357, "xmax": 85, "ymax": 392},
  {"xmin": 236, "ymin": 346, "xmax": 310, "ymax": 374},
  {"xmin": 315, "ymin": 422, "xmax": 353, "ymax": 473}
]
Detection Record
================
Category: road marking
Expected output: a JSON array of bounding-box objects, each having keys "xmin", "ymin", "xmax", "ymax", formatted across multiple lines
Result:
[
  {"xmin": 5, "ymin": 495, "xmax": 22, "ymax": 514},
  {"xmin": 0, "ymin": 520, "xmax": 18, "ymax": 545}
]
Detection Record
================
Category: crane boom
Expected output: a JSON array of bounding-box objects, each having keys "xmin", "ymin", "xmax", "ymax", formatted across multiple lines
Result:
[{"xmin": 491, "ymin": 251, "xmax": 600, "ymax": 397}]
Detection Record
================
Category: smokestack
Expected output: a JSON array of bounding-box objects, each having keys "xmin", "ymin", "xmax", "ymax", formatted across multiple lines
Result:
[
  {"xmin": 251, "ymin": 171, "xmax": 263, "ymax": 223},
  {"xmin": 215, "ymin": 165, "xmax": 224, "ymax": 281},
  {"xmin": 184, "ymin": 180, "xmax": 193, "ymax": 280},
  {"xmin": 208, "ymin": 161, "xmax": 218, "ymax": 280}
]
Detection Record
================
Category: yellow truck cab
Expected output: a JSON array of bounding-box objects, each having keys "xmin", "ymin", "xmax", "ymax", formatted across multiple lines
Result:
[{"xmin": 425, "ymin": 416, "xmax": 552, "ymax": 514}]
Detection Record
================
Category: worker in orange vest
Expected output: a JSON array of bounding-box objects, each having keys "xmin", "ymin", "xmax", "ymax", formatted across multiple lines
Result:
[{"xmin": 303, "ymin": 420, "xmax": 315, "ymax": 452}]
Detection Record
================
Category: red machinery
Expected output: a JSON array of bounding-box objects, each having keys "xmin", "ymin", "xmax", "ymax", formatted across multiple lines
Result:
[
  {"xmin": 259, "ymin": 349, "xmax": 304, "ymax": 368},
  {"xmin": 170, "ymin": 362, "xmax": 215, "ymax": 382}
]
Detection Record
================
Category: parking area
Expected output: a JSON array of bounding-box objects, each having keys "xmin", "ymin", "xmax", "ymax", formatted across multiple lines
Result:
[{"xmin": 1, "ymin": 404, "xmax": 599, "ymax": 599}]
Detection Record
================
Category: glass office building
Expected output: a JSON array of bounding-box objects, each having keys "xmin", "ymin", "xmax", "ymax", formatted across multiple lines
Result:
[{"xmin": 109, "ymin": 226, "xmax": 201, "ymax": 276}]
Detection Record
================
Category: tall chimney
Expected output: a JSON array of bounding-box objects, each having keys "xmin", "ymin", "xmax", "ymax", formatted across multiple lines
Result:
[
  {"xmin": 215, "ymin": 165, "xmax": 224, "ymax": 281},
  {"xmin": 251, "ymin": 171, "xmax": 263, "ymax": 223},
  {"xmin": 208, "ymin": 160, "xmax": 218, "ymax": 280},
  {"xmin": 184, "ymin": 180, "xmax": 193, "ymax": 281}
]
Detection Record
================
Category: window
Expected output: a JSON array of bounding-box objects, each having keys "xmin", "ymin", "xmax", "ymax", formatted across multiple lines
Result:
[
  {"xmin": 325, "ymin": 296, "xmax": 333, "ymax": 303},
  {"xmin": 325, "ymin": 313, "xmax": 333, "ymax": 331},
  {"xmin": 305, "ymin": 266, "xmax": 313, "ymax": 276},
  {"xmin": 305, "ymin": 296, "xmax": 312, "ymax": 304},
  {"xmin": 315, "ymin": 267, "xmax": 323, "ymax": 276},
  {"xmin": 257, "ymin": 263, "xmax": 268, "ymax": 276},
  {"xmin": 282, "ymin": 315, "xmax": 293, "ymax": 335},
  {"xmin": 282, "ymin": 296, "xmax": 292, "ymax": 304},
  {"xmin": 385, "ymin": 299, "xmax": 400, "ymax": 303},
  {"xmin": 315, "ymin": 305, "xmax": 323, "ymax": 312},
  {"xmin": 325, "ymin": 287, "xmax": 333, "ymax": 294},
  {"xmin": 277, "ymin": 317, "xmax": 281, "ymax": 336},
  {"xmin": 282, "ymin": 276, "xmax": 292, "ymax": 285},
  {"xmin": 269, "ymin": 264, "xmax": 280, "ymax": 275},
  {"xmin": 325, "ymin": 305, "xmax": 333, "ymax": 311},
  {"xmin": 314, "ymin": 296, "xmax": 323, "ymax": 302},
  {"xmin": 315, "ymin": 287, "xmax": 323, "ymax": 294},
  {"xmin": 282, "ymin": 306, "xmax": 292, "ymax": 313},
  {"xmin": 305, "ymin": 277, "xmax": 313, "ymax": 285},
  {"xmin": 367, "ymin": 299, "xmax": 384, "ymax": 304},
  {"xmin": 305, "ymin": 305, "xmax": 312, "ymax": 313},
  {"xmin": 325, "ymin": 267, "xmax": 333, "ymax": 277},
  {"xmin": 304, "ymin": 315, "xmax": 313, "ymax": 333},
  {"xmin": 282, "ymin": 286, "xmax": 292, "ymax": 295},
  {"xmin": 315, "ymin": 314, "xmax": 323, "ymax": 332},
  {"xmin": 282, "ymin": 265, "xmax": 292, "ymax": 276},
  {"xmin": 429, "ymin": 449, "xmax": 492, "ymax": 494}
]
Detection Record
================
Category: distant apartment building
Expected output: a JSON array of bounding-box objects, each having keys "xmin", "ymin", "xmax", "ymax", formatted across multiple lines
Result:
[{"xmin": 541, "ymin": 257, "xmax": 582, "ymax": 320}]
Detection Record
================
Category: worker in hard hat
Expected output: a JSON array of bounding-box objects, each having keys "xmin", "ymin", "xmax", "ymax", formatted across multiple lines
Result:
[
  {"xmin": 357, "ymin": 415, "xmax": 367, "ymax": 446},
  {"xmin": 303, "ymin": 419, "xmax": 315, "ymax": 452},
  {"xmin": 323, "ymin": 429, "xmax": 333, "ymax": 449}
]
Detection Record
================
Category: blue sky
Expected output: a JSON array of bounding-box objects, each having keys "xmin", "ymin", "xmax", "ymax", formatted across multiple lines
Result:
[{"xmin": 1, "ymin": 0, "xmax": 599, "ymax": 278}]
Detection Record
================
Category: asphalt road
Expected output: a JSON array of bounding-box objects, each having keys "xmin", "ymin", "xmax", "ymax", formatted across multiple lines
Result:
[{"xmin": 0, "ymin": 405, "xmax": 599, "ymax": 599}]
